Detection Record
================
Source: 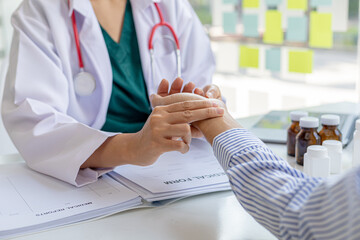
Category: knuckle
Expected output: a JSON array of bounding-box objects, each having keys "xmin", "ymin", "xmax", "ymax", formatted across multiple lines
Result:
[
  {"xmin": 149, "ymin": 115, "xmax": 165, "ymax": 128},
  {"xmin": 204, "ymin": 100, "xmax": 212, "ymax": 108},
  {"xmin": 206, "ymin": 108, "xmax": 214, "ymax": 116},
  {"xmin": 183, "ymin": 110, "xmax": 193, "ymax": 122},
  {"xmin": 152, "ymin": 106, "xmax": 164, "ymax": 114},
  {"xmin": 182, "ymin": 101, "xmax": 192, "ymax": 110}
]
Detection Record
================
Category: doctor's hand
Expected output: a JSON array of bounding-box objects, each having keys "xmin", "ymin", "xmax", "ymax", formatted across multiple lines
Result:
[
  {"xmin": 83, "ymin": 99, "xmax": 225, "ymax": 169},
  {"xmin": 132, "ymin": 100, "xmax": 225, "ymax": 166},
  {"xmin": 151, "ymin": 93, "xmax": 240, "ymax": 145}
]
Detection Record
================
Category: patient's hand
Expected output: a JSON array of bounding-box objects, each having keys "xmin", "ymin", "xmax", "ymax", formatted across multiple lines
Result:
[
  {"xmin": 157, "ymin": 78, "xmax": 222, "ymax": 100},
  {"xmin": 151, "ymin": 92, "xmax": 225, "ymax": 110}
]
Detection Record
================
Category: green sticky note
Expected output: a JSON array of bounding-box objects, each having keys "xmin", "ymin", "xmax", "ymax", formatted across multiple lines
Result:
[
  {"xmin": 223, "ymin": 12, "xmax": 237, "ymax": 34},
  {"xmin": 243, "ymin": 0, "xmax": 260, "ymax": 8},
  {"xmin": 311, "ymin": 0, "xmax": 332, "ymax": 7},
  {"xmin": 286, "ymin": 16, "xmax": 308, "ymax": 42},
  {"xmin": 266, "ymin": 0, "xmax": 282, "ymax": 7},
  {"xmin": 309, "ymin": 12, "xmax": 333, "ymax": 48},
  {"xmin": 239, "ymin": 46, "xmax": 259, "ymax": 68},
  {"xmin": 263, "ymin": 10, "xmax": 283, "ymax": 44},
  {"xmin": 266, "ymin": 48, "xmax": 281, "ymax": 72},
  {"xmin": 243, "ymin": 14, "xmax": 259, "ymax": 37},
  {"xmin": 223, "ymin": 0, "xmax": 239, "ymax": 4},
  {"xmin": 287, "ymin": 0, "xmax": 307, "ymax": 10},
  {"xmin": 288, "ymin": 50, "xmax": 313, "ymax": 73}
]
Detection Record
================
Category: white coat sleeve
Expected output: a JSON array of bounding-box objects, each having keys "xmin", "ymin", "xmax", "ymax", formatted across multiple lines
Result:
[
  {"xmin": 177, "ymin": 0, "xmax": 216, "ymax": 89},
  {"xmin": 1, "ymin": 1, "xmax": 112, "ymax": 187}
]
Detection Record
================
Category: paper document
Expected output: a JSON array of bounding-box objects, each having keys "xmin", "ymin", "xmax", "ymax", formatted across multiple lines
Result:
[
  {"xmin": 1, "ymin": 140, "xmax": 232, "ymax": 237},
  {"xmin": 111, "ymin": 139, "xmax": 231, "ymax": 201},
  {"xmin": 0, "ymin": 163, "xmax": 141, "ymax": 238}
]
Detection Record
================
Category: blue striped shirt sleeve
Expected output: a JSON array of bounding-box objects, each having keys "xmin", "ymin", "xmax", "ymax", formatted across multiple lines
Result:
[{"xmin": 213, "ymin": 128, "xmax": 360, "ymax": 239}]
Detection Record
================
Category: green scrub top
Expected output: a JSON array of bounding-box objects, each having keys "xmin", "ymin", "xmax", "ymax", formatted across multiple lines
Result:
[{"xmin": 101, "ymin": 1, "xmax": 151, "ymax": 133}]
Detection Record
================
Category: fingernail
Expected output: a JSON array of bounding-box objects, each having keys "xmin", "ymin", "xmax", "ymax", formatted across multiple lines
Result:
[
  {"xmin": 206, "ymin": 92, "xmax": 214, "ymax": 98},
  {"xmin": 216, "ymin": 108, "xmax": 224, "ymax": 114}
]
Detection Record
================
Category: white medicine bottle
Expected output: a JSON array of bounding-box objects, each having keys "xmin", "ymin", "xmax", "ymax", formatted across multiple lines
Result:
[
  {"xmin": 323, "ymin": 140, "xmax": 342, "ymax": 174},
  {"xmin": 353, "ymin": 119, "xmax": 360, "ymax": 167},
  {"xmin": 303, "ymin": 145, "xmax": 330, "ymax": 178}
]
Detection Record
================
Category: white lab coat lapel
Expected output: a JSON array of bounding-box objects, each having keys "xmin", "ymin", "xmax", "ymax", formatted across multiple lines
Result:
[
  {"xmin": 131, "ymin": 0, "xmax": 178, "ymax": 96},
  {"xmin": 70, "ymin": 0, "xmax": 113, "ymax": 129},
  {"xmin": 130, "ymin": 0, "xmax": 155, "ymax": 95}
]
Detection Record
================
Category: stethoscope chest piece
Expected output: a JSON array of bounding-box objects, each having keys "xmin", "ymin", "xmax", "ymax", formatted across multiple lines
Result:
[{"xmin": 74, "ymin": 70, "xmax": 96, "ymax": 96}]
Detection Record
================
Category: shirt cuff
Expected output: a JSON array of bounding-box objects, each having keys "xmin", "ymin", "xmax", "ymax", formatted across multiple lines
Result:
[
  {"xmin": 212, "ymin": 128, "xmax": 267, "ymax": 171},
  {"xmin": 75, "ymin": 167, "xmax": 114, "ymax": 187}
]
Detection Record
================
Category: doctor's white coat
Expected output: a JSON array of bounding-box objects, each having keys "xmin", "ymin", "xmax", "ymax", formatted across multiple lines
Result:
[{"xmin": 1, "ymin": 0, "xmax": 215, "ymax": 186}]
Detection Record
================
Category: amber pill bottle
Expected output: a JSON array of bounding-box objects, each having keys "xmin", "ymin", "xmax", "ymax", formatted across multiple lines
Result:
[
  {"xmin": 319, "ymin": 114, "xmax": 342, "ymax": 144},
  {"xmin": 287, "ymin": 111, "xmax": 308, "ymax": 156},
  {"xmin": 295, "ymin": 117, "xmax": 321, "ymax": 165}
]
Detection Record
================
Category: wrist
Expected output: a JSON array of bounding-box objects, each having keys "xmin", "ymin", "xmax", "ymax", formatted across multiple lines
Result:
[
  {"xmin": 104, "ymin": 133, "xmax": 140, "ymax": 166},
  {"xmin": 195, "ymin": 111, "xmax": 242, "ymax": 145}
]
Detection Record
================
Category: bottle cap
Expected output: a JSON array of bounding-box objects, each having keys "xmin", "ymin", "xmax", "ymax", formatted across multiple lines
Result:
[
  {"xmin": 322, "ymin": 140, "xmax": 342, "ymax": 152},
  {"xmin": 320, "ymin": 115, "xmax": 340, "ymax": 126},
  {"xmin": 356, "ymin": 119, "xmax": 360, "ymax": 130},
  {"xmin": 300, "ymin": 117, "xmax": 319, "ymax": 128},
  {"xmin": 290, "ymin": 111, "xmax": 308, "ymax": 121},
  {"xmin": 306, "ymin": 145, "xmax": 328, "ymax": 158}
]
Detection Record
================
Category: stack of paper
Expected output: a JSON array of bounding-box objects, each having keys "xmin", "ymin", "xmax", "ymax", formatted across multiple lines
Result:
[
  {"xmin": 0, "ymin": 163, "xmax": 142, "ymax": 238},
  {"xmin": 110, "ymin": 139, "xmax": 231, "ymax": 202},
  {"xmin": 0, "ymin": 139, "xmax": 231, "ymax": 238}
]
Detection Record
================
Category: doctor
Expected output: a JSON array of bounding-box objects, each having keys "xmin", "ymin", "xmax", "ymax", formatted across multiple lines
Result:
[{"xmin": 1, "ymin": 0, "xmax": 221, "ymax": 186}]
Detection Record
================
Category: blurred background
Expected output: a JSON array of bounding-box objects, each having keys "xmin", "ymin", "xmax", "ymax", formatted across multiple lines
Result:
[
  {"xmin": 0, "ymin": 0, "xmax": 358, "ymax": 153},
  {"xmin": 188, "ymin": 0, "xmax": 359, "ymax": 119}
]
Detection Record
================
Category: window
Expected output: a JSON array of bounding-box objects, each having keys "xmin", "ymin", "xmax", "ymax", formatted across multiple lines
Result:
[{"xmin": 190, "ymin": 0, "xmax": 359, "ymax": 118}]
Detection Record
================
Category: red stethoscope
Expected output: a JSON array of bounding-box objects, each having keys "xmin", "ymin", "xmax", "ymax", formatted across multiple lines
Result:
[{"xmin": 69, "ymin": 1, "xmax": 181, "ymax": 96}]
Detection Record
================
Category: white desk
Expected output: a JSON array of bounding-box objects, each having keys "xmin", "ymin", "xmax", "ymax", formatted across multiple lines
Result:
[
  {"xmin": 2, "ymin": 102, "xmax": 356, "ymax": 240},
  {"xmin": 0, "ymin": 156, "xmax": 277, "ymax": 240}
]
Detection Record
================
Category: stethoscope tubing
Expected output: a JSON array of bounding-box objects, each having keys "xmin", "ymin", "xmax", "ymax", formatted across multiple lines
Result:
[
  {"xmin": 69, "ymin": 1, "xmax": 182, "ymax": 95},
  {"xmin": 69, "ymin": 0, "xmax": 84, "ymax": 71}
]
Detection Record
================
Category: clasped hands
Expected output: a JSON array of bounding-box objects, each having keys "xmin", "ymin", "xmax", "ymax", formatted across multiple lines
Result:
[
  {"xmin": 140, "ymin": 77, "xmax": 239, "ymax": 161},
  {"xmin": 82, "ymin": 77, "xmax": 240, "ymax": 169},
  {"xmin": 152, "ymin": 77, "xmax": 226, "ymax": 137}
]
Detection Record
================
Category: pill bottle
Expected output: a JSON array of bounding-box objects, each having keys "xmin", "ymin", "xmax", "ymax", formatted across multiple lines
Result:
[
  {"xmin": 319, "ymin": 115, "xmax": 342, "ymax": 144},
  {"xmin": 353, "ymin": 119, "xmax": 360, "ymax": 167},
  {"xmin": 295, "ymin": 117, "xmax": 321, "ymax": 166},
  {"xmin": 303, "ymin": 145, "xmax": 330, "ymax": 178},
  {"xmin": 287, "ymin": 111, "xmax": 308, "ymax": 156},
  {"xmin": 323, "ymin": 140, "xmax": 342, "ymax": 174}
]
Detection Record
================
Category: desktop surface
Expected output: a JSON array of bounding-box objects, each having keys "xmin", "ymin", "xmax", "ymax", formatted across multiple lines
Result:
[
  {"xmin": 3, "ymin": 138, "xmax": 353, "ymax": 240},
  {"xmin": 2, "ymin": 102, "xmax": 357, "ymax": 240},
  {"xmin": 1, "ymin": 154, "xmax": 276, "ymax": 240}
]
